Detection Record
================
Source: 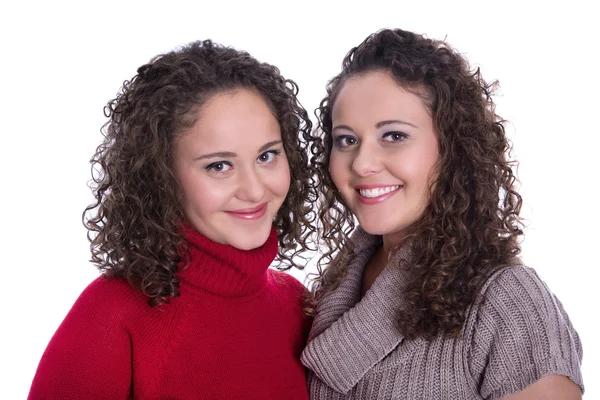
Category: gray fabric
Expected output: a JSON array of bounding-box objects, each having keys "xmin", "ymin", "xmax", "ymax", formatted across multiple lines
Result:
[{"xmin": 302, "ymin": 228, "xmax": 584, "ymax": 399}]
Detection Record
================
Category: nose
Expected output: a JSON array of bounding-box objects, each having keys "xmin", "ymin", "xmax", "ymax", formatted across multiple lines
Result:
[
  {"xmin": 236, "ymin": 166, "xmax": 266, "ymax": 203},
  {"xmin": 351, "ymin": 142, "xmax": 383, "ymax": 177}
]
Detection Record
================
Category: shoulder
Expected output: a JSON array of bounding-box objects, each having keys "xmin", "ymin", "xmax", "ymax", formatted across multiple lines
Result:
[
  {"xmin": 27, "ymin": 276, "xmax": 143, "ymax": 397},
  {"xmin": 268, "ymin": 269, "xmax": 312, "ymax": 334},
  {"xmin": 464, "ymin": 265, "xmax": 584, "ymax": 398},
  {"xmin": 71, "ymin": 275, "xmax": 151, "ymax": 322},
  {"xmin": 267, "ymin": 269, "xmax": 308, "ymax": 297},
  {"xmin": 480, "ymin": 264, "xmax": 552, "ymax": 298},
  {"xmin": 46, "ymin": 276, "xmax": 158, "ymax": 353},
  {"xmin": 82, "ymin": 275, "xmax": 146, "ymax": 302},
  {"xmin": 474, "ymin": 266, "xmax": 581, "ymax": 339},
  {"xmin": 266, "ymin": 270, "xmax": 310, "ymax": 318}
]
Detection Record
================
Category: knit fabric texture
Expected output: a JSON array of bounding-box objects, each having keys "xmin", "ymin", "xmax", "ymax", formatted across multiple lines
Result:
[
  {"xmin": 29, "ymin": 225, "xmax": 310, "ymax": 400},
  {"xmin": 301, "ymin": 228, "xmax": 583, "ymax": 399}
]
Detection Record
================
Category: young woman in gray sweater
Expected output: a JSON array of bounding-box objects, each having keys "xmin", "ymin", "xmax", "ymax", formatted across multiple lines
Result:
[{"xmin": 302, "ymin": 28, "xmax": 583, "ymax": 399}]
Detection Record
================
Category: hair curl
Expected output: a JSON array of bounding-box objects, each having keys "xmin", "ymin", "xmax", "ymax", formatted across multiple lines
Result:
[
  {"xmin": 84, "ymin": 40, "xmax": 320, "ymax": 306},
  {"xmin": 311, "ymin": 29, "xmax": 524, "ymax": 340}
]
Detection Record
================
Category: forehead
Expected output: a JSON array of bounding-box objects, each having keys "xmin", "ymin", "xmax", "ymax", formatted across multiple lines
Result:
[
  {"xmin": 177, "ymin": 89, "xmax": 282, "ymax": 153},
  {"xmin": 198, "ymin": 89, "xmax": 277, "ymax": 130},
  {"xmin": 332, "ymin": 71, "xmax": 431, "ymax": 125}
]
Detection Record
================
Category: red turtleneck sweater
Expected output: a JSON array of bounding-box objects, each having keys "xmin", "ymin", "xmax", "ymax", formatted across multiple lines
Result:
[{"xmin": 28, "ymin": 226, "xmax": 310, "ymax": 399}]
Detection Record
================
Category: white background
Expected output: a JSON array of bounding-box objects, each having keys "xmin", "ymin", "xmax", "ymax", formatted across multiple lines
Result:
[{"xmin": 1, "ymin": 1, "xmax": 598, "ymax": 398}]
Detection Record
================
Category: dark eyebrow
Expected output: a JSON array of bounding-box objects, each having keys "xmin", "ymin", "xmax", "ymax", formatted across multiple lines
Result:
[
  {"xmin": 258, "ymin": 140, "xmax": 282, "ymax": 153},
  {"xmin": 332, "ymin": 124, "xmax": 354, "ymax": 133},
  {"xmin": 193, "ymin": 140, "xmax": 282, "ymax": 161},
  {"xmin": 333, "ymin": 120, "xmax": 419, "ymax": 133},
  {"xmin": 376, "ymin": 119, "xmax": 419, "ymax": 129},
  {"xmin": 194, "ymin": 151, "xmax": 237, "ymax": 161}
]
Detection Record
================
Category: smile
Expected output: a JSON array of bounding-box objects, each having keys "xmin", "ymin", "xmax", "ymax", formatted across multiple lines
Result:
[
  {"xmin": 356, "ymin": 185, "xmax": 402, "ymax": 204},
  {"xmin": 225, "ymin": 203, "xmax": 267, "ymax": 220}
]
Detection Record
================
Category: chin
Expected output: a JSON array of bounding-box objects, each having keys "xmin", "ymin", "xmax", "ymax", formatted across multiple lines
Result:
[
  {"xmin": 358, "ymin": 225, "xmax": 388, "ymax": 236},
  {"xmin": 231, "ymin": 240, "xmax": 265, "ymax": 251},
  {"xmin": 227, "ymin": 227, "xmax": 271, "ymax": 251},
  {"xmin": 356, "ymin": 218, "xmax": 398, "ymax": 237}
]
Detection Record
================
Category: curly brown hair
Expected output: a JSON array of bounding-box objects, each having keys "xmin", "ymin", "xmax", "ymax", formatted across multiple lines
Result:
[
  {"xmin": 84, "ymin": 40, "xmax": 320, "ymax": 306},
  {"xmin": 311, "ymin": 29, "xmax": 524, "ymax": 340}
]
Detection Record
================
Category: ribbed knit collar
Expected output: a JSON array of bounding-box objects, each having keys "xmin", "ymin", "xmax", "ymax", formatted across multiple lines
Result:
[
  {"xmin": 301, "ymin": 227, "xmax": 414, "ymax": 394},
  {"xmin": 178, "ymin": 222, "xmax": 278, "ymax": 298}
]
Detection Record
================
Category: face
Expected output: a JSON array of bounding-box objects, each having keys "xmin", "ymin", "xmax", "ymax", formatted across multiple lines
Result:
[
  {"xmin": 173, "ymin": 89, "xmax": 290, "ymax": 250},
  {"xmin": 329, "ymin": 70, "xmax": 439, "ymax": 242}
]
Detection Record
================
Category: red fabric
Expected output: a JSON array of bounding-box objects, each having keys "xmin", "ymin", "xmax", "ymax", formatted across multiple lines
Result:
[{"xmin": 28, "ymin": 226, "xmax": 310, "ymax": 399}]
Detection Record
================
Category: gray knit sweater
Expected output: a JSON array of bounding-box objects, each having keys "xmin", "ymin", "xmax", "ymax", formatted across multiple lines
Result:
[{"xmin": 301, "ymin": 228, "xmax": 583, "ymax": 399}]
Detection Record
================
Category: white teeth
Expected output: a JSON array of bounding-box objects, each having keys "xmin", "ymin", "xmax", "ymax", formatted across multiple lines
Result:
[{"xmin": 359, "ymin": 186, "xmax": 400, "ymax": 198}]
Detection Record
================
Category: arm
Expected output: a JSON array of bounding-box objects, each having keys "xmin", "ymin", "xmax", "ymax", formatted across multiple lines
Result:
[
  {"xmin": 28, "ymin": 277, "xmax": 133, "ymax": 400},
  {"xmin": 467, "ymin": 267, "xmax": 584, "ymax": 400},
  {"xmin": 502, "ymin": 375, "xmax": 581, "ymax": 400}
]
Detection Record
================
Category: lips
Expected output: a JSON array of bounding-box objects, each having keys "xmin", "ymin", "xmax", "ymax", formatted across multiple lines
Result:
[
  {"xmin": 355, "ymin": 185, "xmax": 402, "ymax": 205},
  {"xmin": 225, "ymin": 203, "xmax": 267, "ymax": 220}
]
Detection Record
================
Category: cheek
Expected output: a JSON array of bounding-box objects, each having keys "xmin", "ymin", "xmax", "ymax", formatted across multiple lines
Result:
[
  {"xmin": 179, "ymin": 172, "xmax": 228, "ymax": 214},
  {"xmin": 421, "ymin": 146, "xmax": 440, "ymax": 186},
  {"xmin": 407, "ymin": 161, "xmax": 435, "ymax": 187},
  {"xmin": 404, "ymin": 143, "xmax": 439, "ymax": 185},
  {"xmin": 328, "ymin": 152, "xmax": 347, "ymax": 188},
  {"xmin": 268, "ymin": 159, "xmax": 291, "ymax": 197},
  {"xmin": 277, "ymin": 170, "xmax": 291, "ymax": 196}
]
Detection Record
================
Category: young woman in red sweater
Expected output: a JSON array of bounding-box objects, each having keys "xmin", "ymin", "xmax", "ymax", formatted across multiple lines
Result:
[{"xmin": 28, "ymin": 40, "xmax": 319, "ymax": 400}]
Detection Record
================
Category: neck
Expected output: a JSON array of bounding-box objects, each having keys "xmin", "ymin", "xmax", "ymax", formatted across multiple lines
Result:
[
  {"xmin": 381, "ymin": 231, "xmax": 408, "ymax": 258},
  {"xmin": 361, "ymin": 244, "xmax": 388, "ymax": 296},
  {"xmin": 361, "ymin": 230, "xmax": 415, "ymax": 296}
]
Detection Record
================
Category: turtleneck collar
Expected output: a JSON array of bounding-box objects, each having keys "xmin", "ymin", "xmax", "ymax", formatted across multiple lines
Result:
[{"xmin": 178, "ymin": 222, "xmax": 279, "ymax": 298}]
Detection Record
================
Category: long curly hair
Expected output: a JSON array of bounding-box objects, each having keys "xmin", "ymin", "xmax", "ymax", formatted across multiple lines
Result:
[
  {"xmin": 84, "ymin": 40, "xmax": 320, "ymax": 306},
  {"xmin": 311, "ymin": 29, "xmax": 524, "ymax": 340}
]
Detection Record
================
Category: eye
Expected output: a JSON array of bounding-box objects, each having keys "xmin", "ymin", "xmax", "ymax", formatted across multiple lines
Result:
[
  {"xmin": 205, "ymin": 161, "xmax": 232, "ymax": 173},
  {"xmin": 382, "ymin": 131, "xmax": 407, "ymax": 143},
  {"xmin": 257, "ymin": 149, "xmax": 281, "ymax": 164},
  {"xmin": 335, "ymin": 135, "xmax": 358, "ymax": 148}
]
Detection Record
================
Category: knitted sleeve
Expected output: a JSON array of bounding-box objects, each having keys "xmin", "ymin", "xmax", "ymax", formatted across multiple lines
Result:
[
  {"xmin": 466, "ymin": 266, "xmax": 584, "ymax": 399},
  {"xmin": 28, "ymin": 277, "xmax": 134, "ymax": 399}
]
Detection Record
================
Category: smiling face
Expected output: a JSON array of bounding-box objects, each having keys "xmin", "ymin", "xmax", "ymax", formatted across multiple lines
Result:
[
  {"xmin": 173, "ymin": 89, "xmax": 290, "ymax": 250},
  {"xmin": 329, "ymin": 70, "xmax": 439, "ymax": 243}
]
